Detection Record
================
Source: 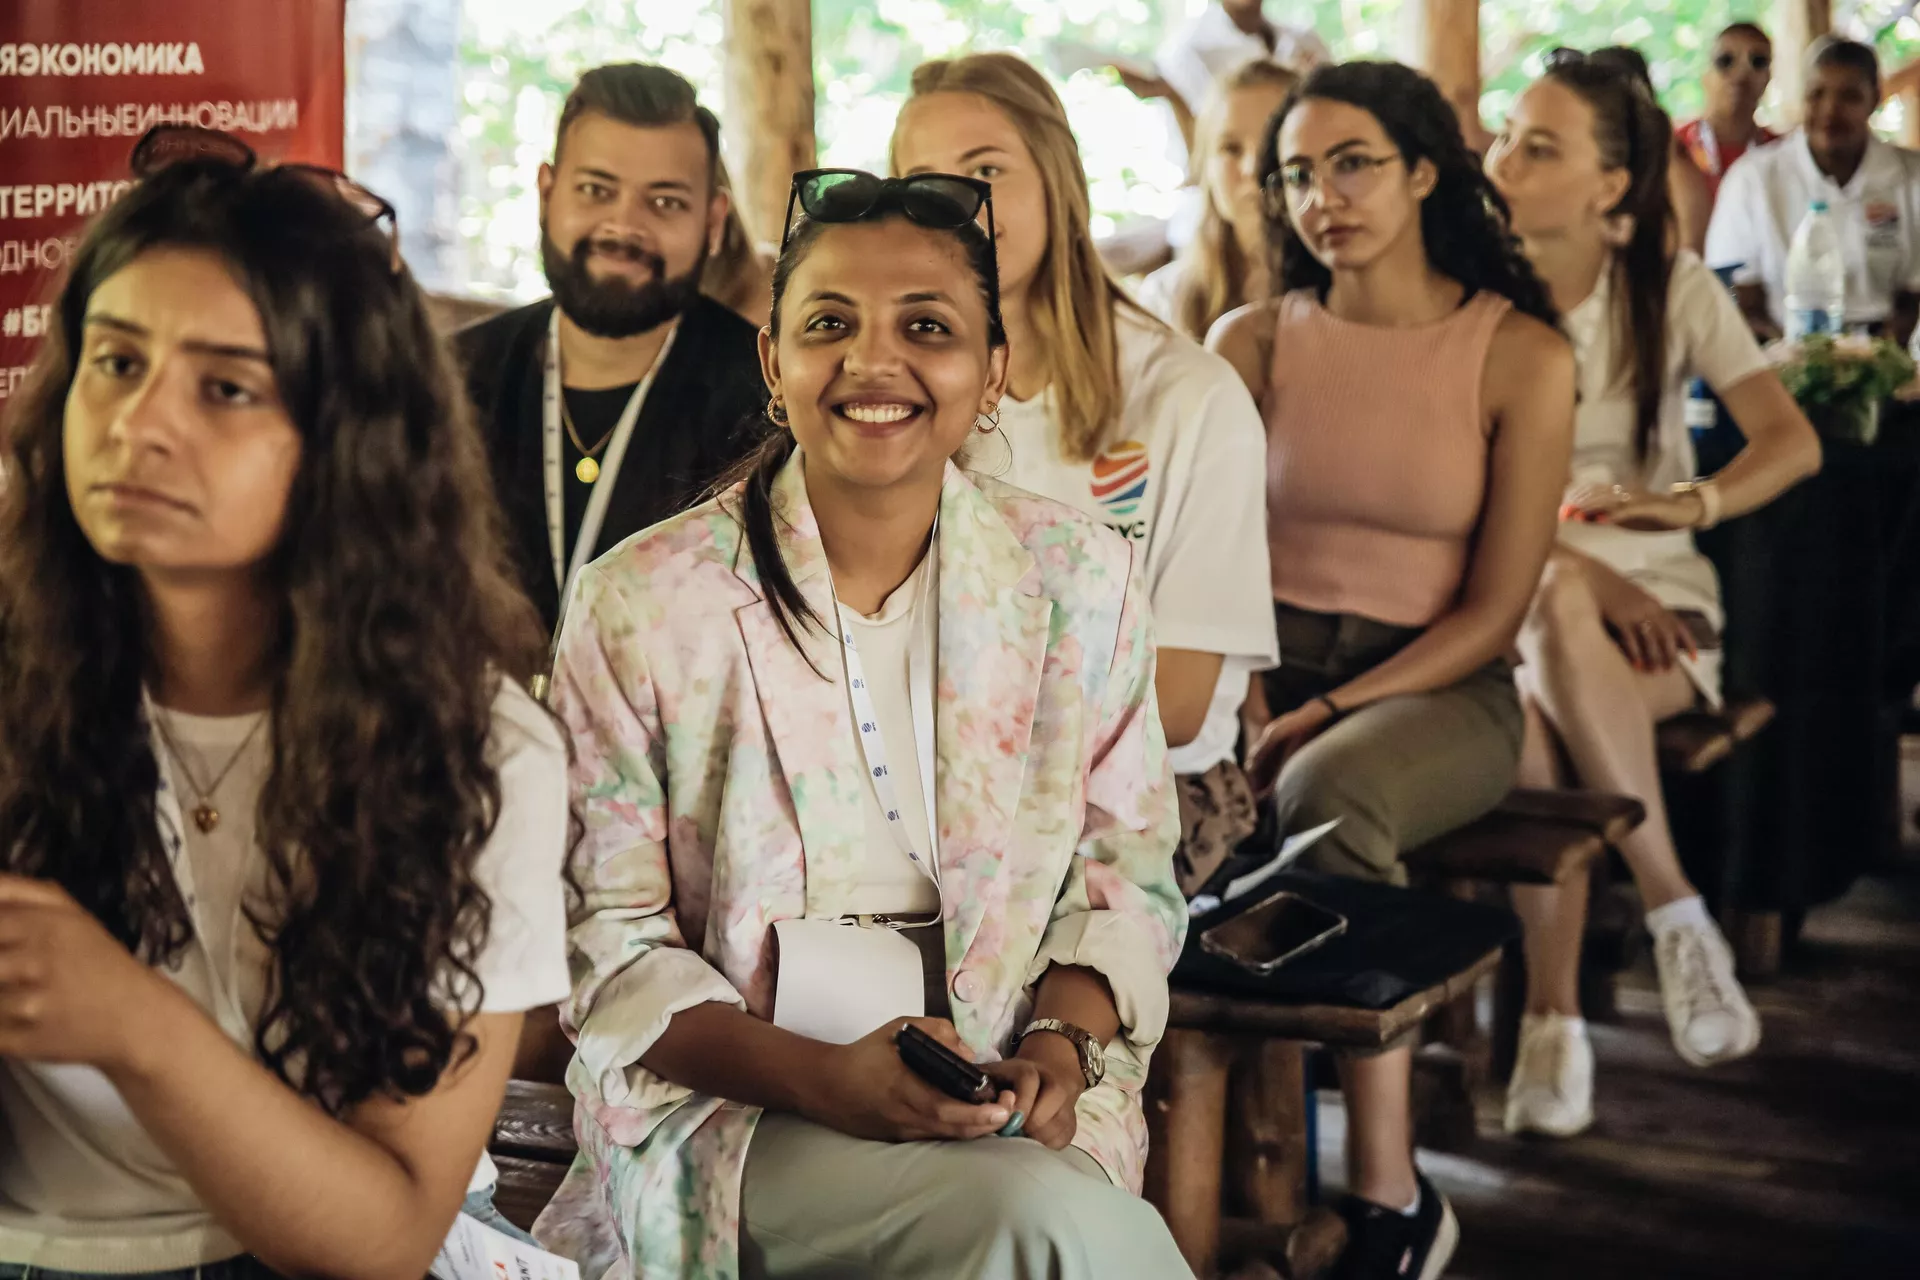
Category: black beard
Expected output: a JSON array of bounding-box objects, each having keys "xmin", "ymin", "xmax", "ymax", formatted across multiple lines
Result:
[{"xmin": 542, "ymin": 229, "xmax": 707, "ymax": 338}]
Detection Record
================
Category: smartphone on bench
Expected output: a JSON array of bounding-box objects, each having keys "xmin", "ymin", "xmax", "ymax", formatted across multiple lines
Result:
[{"xmin": 1199, "ymin": 888, "xmax": 1348, "ymax": 976}]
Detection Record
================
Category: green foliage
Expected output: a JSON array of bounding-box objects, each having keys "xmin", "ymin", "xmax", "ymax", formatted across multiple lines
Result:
[{"xmin": 1773, "ymin": 334, "xmax": 1916, "ymax": 409}]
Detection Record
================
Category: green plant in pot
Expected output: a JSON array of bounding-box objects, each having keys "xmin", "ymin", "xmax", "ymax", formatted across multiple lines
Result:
[{"xmin": 1765, "ymin": 334, "xmax": 1916, "ymax": 447}]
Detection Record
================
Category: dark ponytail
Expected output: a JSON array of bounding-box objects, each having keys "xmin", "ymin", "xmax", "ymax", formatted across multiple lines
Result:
[
  {"xmin": 1547, "ymin": 52, "xmax": 1675, "ymax": 462},
  {"xmin": 717, "ymin": 204, "xmax": 1005, "ymax": 660}
]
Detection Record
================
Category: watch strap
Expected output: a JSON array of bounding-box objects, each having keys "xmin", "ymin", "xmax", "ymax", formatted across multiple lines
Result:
[{"xmin": 1017, "ymin": 1017, "xmax": 1104, "ymax": 1089}]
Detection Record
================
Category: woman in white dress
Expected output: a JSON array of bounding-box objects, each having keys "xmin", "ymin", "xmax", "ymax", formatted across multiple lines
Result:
[{"xmin": 1486, "ymin": 52, "xmax": 1821, "ymax": 1136}]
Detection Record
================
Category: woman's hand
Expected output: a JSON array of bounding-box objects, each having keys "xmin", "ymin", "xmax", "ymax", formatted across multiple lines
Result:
[
  {"xmin": 1561, "ymin": 482, "xmax": 1708, "ymax": 532},
  {"xmin": 1246, "ymin": 699, "xmax": 1337, "ymax": 798},
  {"xmin": 0, "ymin": 874, "xmax": 186, "ymax": 1072},
  {"xmin": 986, "ymin": 1031, "xmax": 1087, "ymax": 1151},
  {"xmin": 1583, "ymin": 564, "xmax": 1696, "ymax": 672},
  {"xmin": 800, "ymin": 1017, "xmax": 1015, "ymax": 1144}
]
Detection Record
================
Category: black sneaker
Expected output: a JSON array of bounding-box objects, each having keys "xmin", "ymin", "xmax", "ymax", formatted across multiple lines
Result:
[{"xmin": 1332, "ymin": 1172, "xmax": 1458, "ymax": 1280}]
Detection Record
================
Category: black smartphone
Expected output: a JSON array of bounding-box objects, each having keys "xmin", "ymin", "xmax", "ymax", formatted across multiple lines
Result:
[
  {"xmin": 896, "ymin": 1024, "xmax": 995, "ymax": 1104},
  {"xmin": 1199, "ymin": 889, "xmax": 1348, "ymax": 976}
]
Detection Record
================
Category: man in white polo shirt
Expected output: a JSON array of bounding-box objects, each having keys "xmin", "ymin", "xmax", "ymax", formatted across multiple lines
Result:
[{"xmin": 1706, "ymin": 36, "xmax": 1920, "ymax": 345}]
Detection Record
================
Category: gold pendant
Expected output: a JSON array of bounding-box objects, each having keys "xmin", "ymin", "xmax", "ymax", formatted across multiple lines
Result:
[
  {"xmin": 575, "ymin": 455, "xmax": 600, "ymax": 484},
  {"xmin": 192, "ymin": 804, "xmax": 220, "ymax": 833}
]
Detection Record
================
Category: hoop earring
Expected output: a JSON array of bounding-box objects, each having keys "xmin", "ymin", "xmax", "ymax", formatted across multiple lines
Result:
[
  {"xmin": 767, "ymin": 395, "xmax": 789, "ymax": 428},
  {"xmin": 975, "ymin": 402, "xmax": 1001, "ymax": 434}
]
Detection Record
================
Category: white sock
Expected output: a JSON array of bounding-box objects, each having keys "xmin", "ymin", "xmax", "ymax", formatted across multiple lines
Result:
[
  {"xmin": 1398, "ymin": 1187, "xmax": 1422, "ymax": 1218},
  {"xmin": 1646, "ymin": 894, "xmax": 1710, "ymax": 937},
  {"xmin": 1524, "ymin": 1011, "xmax": 1589, "ymax": 1034}
]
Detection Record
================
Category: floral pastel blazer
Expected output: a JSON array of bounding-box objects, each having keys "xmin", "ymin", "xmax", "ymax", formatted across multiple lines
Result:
[{"xmin": 533, "ymin": 454, "xmax": 1186, "ymax": 1279}]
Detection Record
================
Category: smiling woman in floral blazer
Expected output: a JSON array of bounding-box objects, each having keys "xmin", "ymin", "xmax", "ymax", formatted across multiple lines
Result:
[{"xmin": 532, "ymin": 170, "xmax": 1192, "ymax": 1280}]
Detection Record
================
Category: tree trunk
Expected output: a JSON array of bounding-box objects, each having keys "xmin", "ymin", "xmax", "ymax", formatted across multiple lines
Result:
[
  {"xmin": 1405, "ymin": 0, "xmax": 1486, "ymax": 148},
  {"xmin": 721, "ymin": 0, "xmax": 817, "ymax": 247},
  {"xmin": 1772, "ymin": 0, "xmax": 1833, "ymax": 128}
]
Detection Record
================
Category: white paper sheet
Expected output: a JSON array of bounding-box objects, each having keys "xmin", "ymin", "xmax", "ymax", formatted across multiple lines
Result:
[
  {"xmin": 430, "ymin": 1212, "xmax": 580, "ymax": 1280},
  {"xmin": 772, "ymin": 918, "xmax": 926, "ymax": 1045},
  {"xmin": 1187, "ymin": 818, "xmax": 1342, "ymax": 918}
]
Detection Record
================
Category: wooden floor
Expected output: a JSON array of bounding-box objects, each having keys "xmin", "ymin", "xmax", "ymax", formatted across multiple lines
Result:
[{"xmin": 1312, "ymin": 867, "xmax": 1920, "ymax": 1278}]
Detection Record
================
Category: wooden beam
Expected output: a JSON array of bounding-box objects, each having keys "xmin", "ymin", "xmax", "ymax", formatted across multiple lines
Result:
[
  {"xmin": 1407, "ymin": 0, "xmax": 1484, "ymax": 146},
  {"xmin": 1771, "ymin": 0, "xmax": 1833, "ymax": 127},
  {"xmin": 721, "ymin": 0, "xmax": 816, "ymax": 247}
]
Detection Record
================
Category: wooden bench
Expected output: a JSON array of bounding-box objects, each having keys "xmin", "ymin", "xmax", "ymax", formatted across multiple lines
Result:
[
  {"xmin": 1404, "ymin": 788, "xmax": 1646, "ymax": 886},
  {"xmin": 1145, "ymin": 950, "xmax": 1504, "ymax": 1280},
  {"xmin": 490, "ymin": 1080, "xmax": 575, "ymax": 1233},
  {"xmin": 1656, "ymin": 694, "xmax": 1776, "ymax": 775}
]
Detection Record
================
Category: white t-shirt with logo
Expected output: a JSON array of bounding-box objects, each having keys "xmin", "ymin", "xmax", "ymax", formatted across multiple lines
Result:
[
  {"xmin": 993, "ymin": 306, "xmax": 1278, "ymax": 776},
  {"xmin": 1706, "ymin": 131, "xmax": 1920, "ymax": 328},
  {"xmin": 0, "ymin": 681, "xmax": 572, "ymax": 1271}
]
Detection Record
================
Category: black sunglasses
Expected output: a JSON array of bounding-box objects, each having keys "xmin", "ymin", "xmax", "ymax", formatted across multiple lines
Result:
[
  {"xmin": 128, "ymin": 124, "xmax": 402, "ymax": 274},
  {"xmin": 1713, "ymin": 50, "xmax": 1772, "ymax": 72},
  {"xmin": 782, "ymin": 168, "xmax": 996, "ymax": 253}
]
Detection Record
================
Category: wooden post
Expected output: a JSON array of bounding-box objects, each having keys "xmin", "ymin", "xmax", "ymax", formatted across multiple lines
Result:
[
  {"xmin": 721, "ymin": 0, "xmax": 816, "ymax": 246},
  {"xmin": 1226, "ymin": 1039, "xmax": 1309, "ymax": 1226},
  {"xmin": 1143, "ymin": 1029, "xmax": 1233, "ymax": 1278},
  {"xmin": 1407, "ymin": 0, "xmax": 1485, "ymax": 148},
  {"xmin": 1771, "ymin": 0, "xmax": 1832, "ymax": 128}
]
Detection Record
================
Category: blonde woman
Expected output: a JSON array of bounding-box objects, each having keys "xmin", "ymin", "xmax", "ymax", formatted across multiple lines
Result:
[
  {"xmin": 893, "ymin": 53, "xmax": 1279, "ymax": 896},
  {"xmin": 1138, "ymin": 59, "xmax": 1298, "ymax": 340}
]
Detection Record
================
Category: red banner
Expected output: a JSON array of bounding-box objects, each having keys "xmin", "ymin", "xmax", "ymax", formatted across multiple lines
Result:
[{"xmin": 0, "ymin": 0, "xmax": 345, "ymax": 400}]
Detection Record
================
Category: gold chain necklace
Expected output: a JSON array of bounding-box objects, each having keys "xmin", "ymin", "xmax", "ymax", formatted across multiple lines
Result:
[
  {"xmin": 561, "ymin": 396, "xmax": 616, "ymax": 485},
  {"xmin": 153, "ymin": 710, "xmax": 266, "ymax": 834}
]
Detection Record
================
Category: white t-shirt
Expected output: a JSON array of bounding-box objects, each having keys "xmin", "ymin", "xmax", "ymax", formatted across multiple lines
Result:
[
  {"xmin": 1706, "ymin": 131, "xmax": 1920, "ymax": 328},
  {"xmin": 1154, "ymin": 4, "xmax": 1328, "ymax": 131},
  {"xmin": 0, "ymin": 681, "xmax": 572, "ymax": 1271},
  {"xmin": 837, "ymin": 552, "xmax": 942, "ymax": 919},
  {"xmin": 1557, "ymin": 251, "xmax": 1769, "ymax": 703},
  {"xmin": 992, "ymin": 306, "xmax": 1278, "ymax": 775}
]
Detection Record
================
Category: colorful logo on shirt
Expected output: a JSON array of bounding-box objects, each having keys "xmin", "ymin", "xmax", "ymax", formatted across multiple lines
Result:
[
  {"xmin": 1090, "ymin": 440, "xmax": 1150, "ymax": 519},
  {"xmin": 1866, "ymin": 200, "xmax": 1899, "ymax": 229}
]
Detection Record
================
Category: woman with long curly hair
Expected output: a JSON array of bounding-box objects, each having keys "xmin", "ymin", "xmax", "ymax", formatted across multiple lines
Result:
[
  {"xmin": 1210, "ymin": 62, "xmax": 1574, "ymax": 1279},
  {"xmin": 0, "ymin": 127, "xmax": 569, "ymax": 1277}
]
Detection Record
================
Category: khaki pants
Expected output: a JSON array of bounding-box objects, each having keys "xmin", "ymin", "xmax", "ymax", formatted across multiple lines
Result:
[
  {"xmin": 739, "ymin": 1113, "xmax": 1193, "ymax": 1279},
  {"xmin": 1263, "ymin": 604, "xmax": 1523, "ymax": 885}
]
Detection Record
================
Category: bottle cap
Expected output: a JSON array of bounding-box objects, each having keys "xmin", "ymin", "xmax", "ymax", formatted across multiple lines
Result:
[{"xmin": 1810, "ymin": 199, "xmax": 1830, "ymax": 213}]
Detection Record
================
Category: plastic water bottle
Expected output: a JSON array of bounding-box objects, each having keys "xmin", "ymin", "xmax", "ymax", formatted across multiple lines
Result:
[{"xmin": 1785, "ymin": 200, "xmax": 1847, "ymax": 340}]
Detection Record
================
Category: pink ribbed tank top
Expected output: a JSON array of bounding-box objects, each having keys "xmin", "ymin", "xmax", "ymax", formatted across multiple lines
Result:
[{"xmin": 1263, "ymin": 288, "xmax": 1511, "ymax": 627}]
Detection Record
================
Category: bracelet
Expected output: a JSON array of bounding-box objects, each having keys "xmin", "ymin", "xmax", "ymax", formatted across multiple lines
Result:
[
  {"xmin": 1313, "ymin": 694, "xmax": 1345, "ymax": 722},
  {"xmin": 1674, "ymin": 479, "xmax": 1722, "ymax": 530}
]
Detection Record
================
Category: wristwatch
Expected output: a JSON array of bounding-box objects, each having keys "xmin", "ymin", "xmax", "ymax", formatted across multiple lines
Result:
[{"xmin": 1015, "ymin": 1018, "xmax": 1106, "ymax": 1089}]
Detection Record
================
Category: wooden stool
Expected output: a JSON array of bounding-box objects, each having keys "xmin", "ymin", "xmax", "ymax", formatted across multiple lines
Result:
[
  {"xmin": 488, "ymin": 1079, "xmax": 576, "ymax": 1232},
  {"xmin": 1657, "ymin": 694, "xmax": 1776, "ymax": 775},
  {"xmin": 1145, "ymin": 951, "xmax": 1502, "ymax": 1280}
]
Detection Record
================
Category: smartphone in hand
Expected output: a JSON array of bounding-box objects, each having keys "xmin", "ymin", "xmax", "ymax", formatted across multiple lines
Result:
[{"xmin": 895, "ymin": 1024, "xmax": 994, "ymax": 1103}]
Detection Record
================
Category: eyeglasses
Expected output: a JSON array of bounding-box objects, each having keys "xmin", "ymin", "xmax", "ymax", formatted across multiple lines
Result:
[
  {"xmin": 1263, "ymin": 152, "xmax": 1401, "ymax": 216},
  {"xmin": 127, "ymin": 124, "xmax": 401, "ymax": 274},
  {"xmin": 782, "ymin": 168, "xmax": 996, "ymax": 252},
  {"xmin": 1713, "ymin": 51, "xmax": 1772, "ymax": 73}
]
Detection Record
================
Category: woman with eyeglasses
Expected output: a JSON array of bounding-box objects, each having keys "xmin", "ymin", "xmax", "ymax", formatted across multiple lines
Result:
[
  {"xmin": 531, "ymin": 168, "xmax": 1191, "ymax": 1279},
  {"xmin": 891, "ymin": 52, "xmax": 1278, "ymax": 901},
  {"xmin": 1136, "ymin": 58, "xmax": 1299, "ymax": 341},
  {"xmin": 1208, "ymin": 61, "xmax": 1574, "ymax": 1279},
  {"xmin": 0, "ymin": 129, "xmax": 569, "ymax": 1277},
  {"xmin": 1485, "ymin": 55, "xmax": 1819, "ymax": 1137}
]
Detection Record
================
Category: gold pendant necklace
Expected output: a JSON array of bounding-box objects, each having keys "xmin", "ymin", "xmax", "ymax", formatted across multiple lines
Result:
[
  {"xmin": 562, "ymin": 398, "xmax": 614, "ymax": 486},
  {"xmin": 153, "ymin": 710, "xmax": 266, "ymax": 834}
]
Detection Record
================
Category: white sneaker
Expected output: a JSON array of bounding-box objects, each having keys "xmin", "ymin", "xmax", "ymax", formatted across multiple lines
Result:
[
  {"xmin": 1503, "ymin": 1012, "xmax": 1594, "ymax": 1137},
  {"xmin": 1652, "ymin": 917, "xmax": 1762, "ymax": 1068}
]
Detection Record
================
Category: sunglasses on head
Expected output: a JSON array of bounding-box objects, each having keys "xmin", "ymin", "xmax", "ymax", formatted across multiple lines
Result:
[
  {"xmin": 782, "ymin": 168, "xmax": 996, "ymax": 253},
  {"xmin": 1713, "ymin": 50, "xmax": 1772, "ymax": 72},
  {"xmin": 127, "ymin": 124, "xmax": 402, "ymax": 274}
]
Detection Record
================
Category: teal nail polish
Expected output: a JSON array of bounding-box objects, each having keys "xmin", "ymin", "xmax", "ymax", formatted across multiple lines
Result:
[{"xmin": 997, "ymin": 1111, "xmax": 1025, "ymax": 1138}]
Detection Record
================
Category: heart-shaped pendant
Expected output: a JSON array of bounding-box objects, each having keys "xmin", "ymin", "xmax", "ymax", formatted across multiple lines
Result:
[{"xmin": 192, "ymin": 804, "xmax": 220, "ymax": 833}]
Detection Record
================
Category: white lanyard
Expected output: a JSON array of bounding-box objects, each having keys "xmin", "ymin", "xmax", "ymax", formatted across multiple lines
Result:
[
  {"xmin": 829, "ymin": 538, "xmax": 940, "ymax": 887},
  {"xmin": 541, "ymin": 308, "xmax": 679, "ymax": 615},
  {"xmin": 1696, "ymin": 120, "xmax": 1723, "ymax": 178}
]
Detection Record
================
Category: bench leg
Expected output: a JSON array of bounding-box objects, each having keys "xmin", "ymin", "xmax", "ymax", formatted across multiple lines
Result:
[
  {"xmin": 1226, "ymin": 1038, "xmax": 1309, "ymax": 1226},
  {"xmin": 1146, "ymin": 1028, "xmax": 1234, "ymax": 1278},
  {"xmin": 1725, "ymin": 908, "xmax": 1783, "ymax": 980}
]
